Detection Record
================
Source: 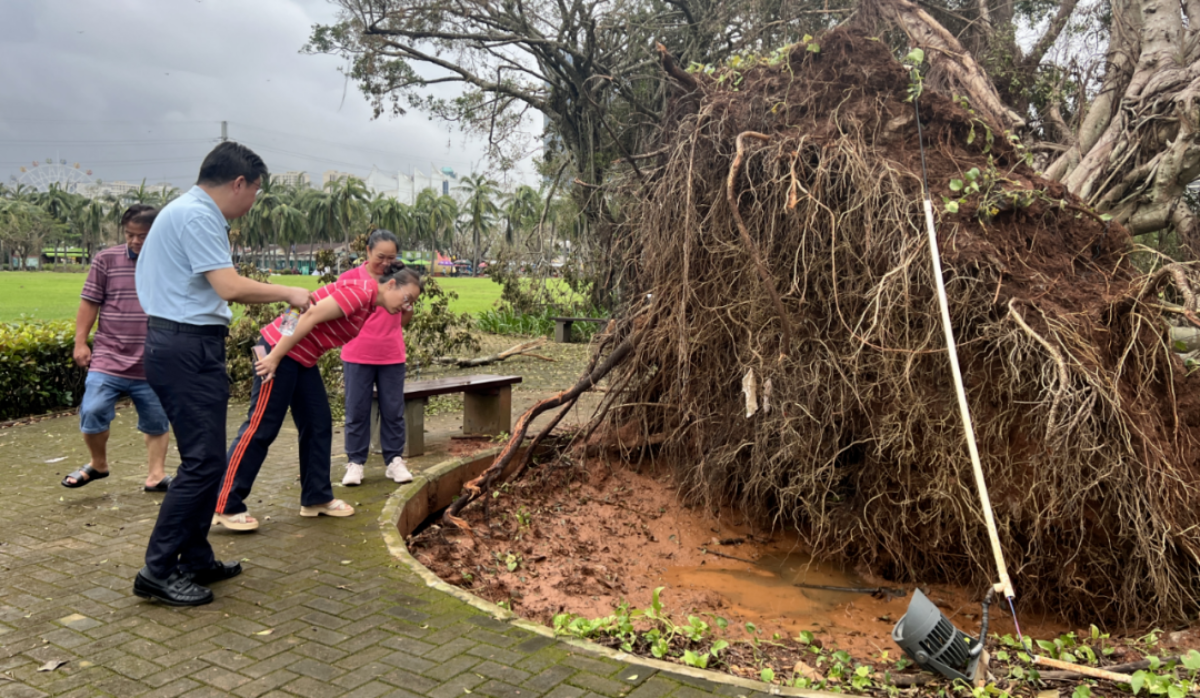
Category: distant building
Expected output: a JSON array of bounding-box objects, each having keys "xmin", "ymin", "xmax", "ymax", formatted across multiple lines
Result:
[
  {"xmin": 78, "ymin": 180, "xmax": 172, "ymax": 201},
  {"xmin": 271, "ymin": 171, "xmax": 311, "ymax": 189},
  {"xmin": 321, "ymin": 170, "xmax": 355, "ymax": 189}
]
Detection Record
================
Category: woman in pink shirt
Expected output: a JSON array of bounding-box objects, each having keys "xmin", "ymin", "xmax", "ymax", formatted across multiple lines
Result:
[{"xmin": 339, "ymin": 230, "xmax": 415, "ymax": 486}]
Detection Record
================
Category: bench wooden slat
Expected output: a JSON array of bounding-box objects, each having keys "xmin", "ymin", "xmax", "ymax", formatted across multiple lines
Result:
[{"xmin": 403, "ymin": 374, "xmax": 522, "ymax": 400}]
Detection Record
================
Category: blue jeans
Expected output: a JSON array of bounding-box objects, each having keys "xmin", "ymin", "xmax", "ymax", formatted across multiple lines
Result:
[{"xmin": 79, "ymin": 371, "xmax": 170, "ymax": 435}]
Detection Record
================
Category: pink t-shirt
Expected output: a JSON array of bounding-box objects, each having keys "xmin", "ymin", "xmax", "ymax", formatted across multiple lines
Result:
[{"xmin": 337, "ymin": 264, "xmax": 407, "ymax": 365}]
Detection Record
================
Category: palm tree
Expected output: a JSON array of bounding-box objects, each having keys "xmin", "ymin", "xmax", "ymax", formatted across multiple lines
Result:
[
  {"xmin": 325, "ymin": 177, "xmax": 370, "ymax": 268},
  {"xmin": 502, "ymin": 184, "xmax": 543, "ymax": 246},
  {"xmin": 369, "ymin": 195, "xmax": 412, "ymax": 248},
  {"xmin": 78, "ymin": 198, "xmax": 106, "ymax": 263},
  {"xmin": 413, "ymin": 188, "xmax": 459, "ymax": 255},
  {"xmin": 457, "ymin": 174, "xmax": 500, "ymax": 273}
]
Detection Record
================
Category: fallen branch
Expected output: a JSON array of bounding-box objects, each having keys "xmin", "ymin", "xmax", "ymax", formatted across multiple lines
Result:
[
  {"xmin": 431, "ymin": 338, "xmax": 552, "ymax": 368},
  {"xmin": 442, "ymin": 335, "xmax": 636, "ymax": 531}
]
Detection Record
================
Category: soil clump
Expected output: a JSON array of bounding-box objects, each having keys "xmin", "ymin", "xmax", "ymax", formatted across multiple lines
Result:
[{"xmin": 410, "ymin": 456, "xmax": 1200, "ymax": 692}]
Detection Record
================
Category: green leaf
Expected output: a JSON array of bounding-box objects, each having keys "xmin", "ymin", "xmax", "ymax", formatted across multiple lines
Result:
[
  {"xmin": 949, "ymin": 179, "xmax": 964, "ymax": 192},
  {"xmin": 1182, "ymin": 650, "xmax": 1200, "ymax": 672},
  {"xmin": 711, "ymin": 640, "xmax": 729, "ymax": 655},
  {"xmin": 761, "ymin": 667, "xmax": 776, "ymax": 683},
  {"xmin": 745, "ymin": 622, "xmax": 758, "ymax": 635},
  {"xmin": 1132, "ymin": 671, "xmax": 1147, "ymax": 695},
  {"xmin": 1100, "ymin": 213, "xmax": 1114, "ymax": 221},
  {"xmin": 905, "ymin": 48, "xmax": 925, "ymax": 65},
  {"xmin": 651, "ymin": 638, "xmax": 668, "ymax": 658},
  {"xmin": 945, "ymin": 201, "xmax": 960, "ymax": 214},
  {"xmin": 1072, "ymin": 686, "xmax": 1092, "ymax": 698},
  {"xmin": 1167, "ymin": 684, "xmax": 1186, "ymax": 698},
  {"xmin": 966, "ymin": 167, "xmax": 981, "ymax": 181},
  {"xmin": 806, "ymin": 42, "xmax": 820, "ymax": 53}
]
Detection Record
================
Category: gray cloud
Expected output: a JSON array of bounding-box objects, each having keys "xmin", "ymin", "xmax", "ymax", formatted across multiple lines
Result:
[{"xmin": 0, "ymin": 0, "xmax": 536, "ymax": 191}]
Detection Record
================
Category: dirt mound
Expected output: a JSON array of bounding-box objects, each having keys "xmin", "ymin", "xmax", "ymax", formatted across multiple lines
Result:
[{"xmin": 600, "ymin": 27, "xmax": 1200, "ymax": 626}]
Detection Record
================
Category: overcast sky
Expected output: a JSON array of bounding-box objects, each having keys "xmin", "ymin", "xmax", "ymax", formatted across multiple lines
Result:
[{"xmin": 0, "ymin": 0, "xmax": 539, "ymax": 192}]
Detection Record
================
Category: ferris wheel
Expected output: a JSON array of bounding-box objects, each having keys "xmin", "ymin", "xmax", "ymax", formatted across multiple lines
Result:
[{"xmin": 11, "ymin": 158, "xmax": 96, "ymax": 194}]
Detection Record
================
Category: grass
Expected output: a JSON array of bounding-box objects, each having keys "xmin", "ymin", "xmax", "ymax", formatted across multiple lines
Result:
[{"xmin": 0, "ymin": 271, "xmax": 505, "ymax": 322}]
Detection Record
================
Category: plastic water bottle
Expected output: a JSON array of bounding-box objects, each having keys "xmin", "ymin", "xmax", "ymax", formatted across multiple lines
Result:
[{"xmin": 279, "ymin": 309, "xmax": 300, "ymax": 336}]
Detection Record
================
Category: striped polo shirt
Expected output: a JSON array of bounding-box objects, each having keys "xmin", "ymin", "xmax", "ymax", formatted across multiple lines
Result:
[
  {"xmin": 260, "ymin": 279, "xmax": 379, "ymax": 367},
  {"xmin": 81, "ymin": 244, "xmax": 150, "ymax": 380}
]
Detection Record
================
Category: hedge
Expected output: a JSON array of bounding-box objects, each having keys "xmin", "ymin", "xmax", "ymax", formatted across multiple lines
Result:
[{"xmin": 0, "ymin": 320, "xmax": 87, "ymax": 420}]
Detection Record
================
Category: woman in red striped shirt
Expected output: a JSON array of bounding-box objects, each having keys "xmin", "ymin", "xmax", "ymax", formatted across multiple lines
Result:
[{"xmin": 212, "ymin": 263, "xmax": 422, "ymax": 531}]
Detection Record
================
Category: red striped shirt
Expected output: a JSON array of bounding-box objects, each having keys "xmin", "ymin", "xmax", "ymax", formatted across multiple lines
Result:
[{"xmin": 260, "ymin": 280, "xmax": 379, "ymax": 367}]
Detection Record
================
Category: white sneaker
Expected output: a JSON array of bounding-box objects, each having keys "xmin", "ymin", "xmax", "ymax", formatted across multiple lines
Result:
[
  {"xmin": 385, "ymin": 457, "xmax": 413, "ymax": 484},
  {"xmin": 341, "ymin": 463, "xmax": 364, "ymax": 486}
]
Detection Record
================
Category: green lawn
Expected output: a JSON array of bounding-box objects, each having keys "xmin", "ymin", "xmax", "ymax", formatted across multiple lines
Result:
[{"xmin": 0, "ymin": 272, "xmax": 504, "ymax": 322}]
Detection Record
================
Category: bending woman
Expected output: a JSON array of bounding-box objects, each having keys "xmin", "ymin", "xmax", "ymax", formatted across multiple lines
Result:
[
  {"xmin": 338, "ymin": 229, "xmax": 415, "ymax": 486},
  {"xmin": 212, "ymin": 263, "xmax": 422, "ymax": 531}
]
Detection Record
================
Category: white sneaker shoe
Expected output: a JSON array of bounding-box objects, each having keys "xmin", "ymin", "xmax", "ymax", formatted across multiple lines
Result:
[
  {"xmin": 385, "ymin": 457, "xmax": 413, "ymax": 484},
  {"xmin": 341, "ymin": 462, "xmax": 364, "ymax": 486}
]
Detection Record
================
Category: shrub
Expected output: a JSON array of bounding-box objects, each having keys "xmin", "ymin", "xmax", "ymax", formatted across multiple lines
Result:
[
  {"xmin": 0, "ymin": 319, "xmax": 86, "ymax": 420},
  {"xmin": 406, "ymin": 277, "xmax": 480, "ymax": 369}
]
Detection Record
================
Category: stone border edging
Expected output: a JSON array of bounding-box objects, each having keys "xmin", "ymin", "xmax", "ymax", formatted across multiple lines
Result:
[{"xmin": 377, "ymin": 447, "xmax": 842, "ymax": 698}]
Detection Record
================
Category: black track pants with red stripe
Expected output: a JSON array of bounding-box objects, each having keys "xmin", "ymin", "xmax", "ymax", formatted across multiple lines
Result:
[{"xmin": 216, "ymin": 341, "xmax": 334, "ymax": 515}]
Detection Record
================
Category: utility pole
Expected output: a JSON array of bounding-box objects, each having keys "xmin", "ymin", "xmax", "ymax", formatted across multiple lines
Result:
[{"xmin": 220, "ymin": 121, "xmax": 228, "ymax": 142}]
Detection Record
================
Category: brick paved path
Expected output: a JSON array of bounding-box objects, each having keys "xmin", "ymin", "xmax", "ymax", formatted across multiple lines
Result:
[{"xmin": 0, "ymin": 404, "xmax": 761, "ymax": 698}]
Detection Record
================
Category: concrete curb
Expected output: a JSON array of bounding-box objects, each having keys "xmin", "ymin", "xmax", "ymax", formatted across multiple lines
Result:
[{"xmin": 377, "ymin": 448, "xmax": 844, "ymax": 698}]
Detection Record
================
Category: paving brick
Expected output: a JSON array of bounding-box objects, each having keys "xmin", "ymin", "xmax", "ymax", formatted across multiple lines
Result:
[
  {"xmin": 473, "ymin": 660, "xmax": 532, "ymax": 685},
  {"xmin": 467, "ymin": 644, "xmax": 527, "ymax": 667},
  {"xmin": 474, "ymin": 679, "xmax": 529, "ymax": 698},
  {"xmin": 513, "ymin": 635, "xmax": 556, "ymax": 654},
  {"xmin": 284, "ymin": 675, "xmax": 352, "ymax": 698},
  {"xmin": 242, "ymin": 650, "xmax": 304, "ymax": 679},
  {"xmin": 377, "ymin": 666, "xmax": 441, "ymax": 694},
  {"xmin": 566, "ymin": 672, "xmax": 629, "ymax": 697},
  {"xmin": 232, "ymin": 670, "xmax": 300, "ymax": 698},
  {"xmin": 427, "ymin": 672, "xmax": 489, "ymax": 698},
  {"xmin": 672, "ymin": 686, "xmax": 724, "ymax": 698},
  {"xmin": 289, "ymin": 657, "xmax": 347, "ymax": 682},
  {"xmin": 192, "ymin": 664, "xmax": 253, "ymax": 691},
  {"xmin": 423, "ymin": 637, "xmax": 478, "ymax": 663},
  {"xmin": 136, "ymin": 678, "xmax": 202, "ymax": 698},
  {"xmin": 338, "ymin": 682, "xmax": 394, "ymax": 698},
  {"xmin": 624, "ymin": 677, "xmax": 679, "ymax": 698},
  {"xmin": 522, "ymin": 665, "xmax": 578, "ymax": 693},
  {"xmin": 419, "ymin": 654, "xmax": 482, "ymax": 682},
  {"xmin": 561, "ymin": 655, "xmax": 623, "ymax": 679},
  {"xmin": 541, "ymin": 685, "xmax": 587, "ymax": 698}
]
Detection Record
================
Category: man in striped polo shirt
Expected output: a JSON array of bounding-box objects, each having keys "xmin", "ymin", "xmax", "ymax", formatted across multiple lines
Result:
[{"xmin": 63, "ymin": 205, "xmax": 171, "ymax": 492}]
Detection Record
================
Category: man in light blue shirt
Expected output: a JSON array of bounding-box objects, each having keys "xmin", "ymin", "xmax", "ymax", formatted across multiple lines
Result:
[{"xmin": 133, "ymin": 142, "xmax": 310, "ymax": 606}]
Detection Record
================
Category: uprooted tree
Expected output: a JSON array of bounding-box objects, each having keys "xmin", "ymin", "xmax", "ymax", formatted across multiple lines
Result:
[
  {"xmin": 447, "ymin": 23, "xmax": 1200, "ymax": 627},
  {"xmin": 312, "ymin": 0, "xmax": 1200, "ymax": 625}
]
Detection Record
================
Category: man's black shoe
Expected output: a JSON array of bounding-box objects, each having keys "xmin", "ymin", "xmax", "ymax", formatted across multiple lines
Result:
[
  {"xmin": 133, "ymin": 567, "xmax": 213, "ymax": 606},
  {"xmin": 186, "ymin": 560, "xmax": 242, "ymax": 586}
]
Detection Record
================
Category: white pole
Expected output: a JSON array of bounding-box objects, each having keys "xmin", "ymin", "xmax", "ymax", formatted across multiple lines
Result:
[{"xmin": 921, "ymin": 197, "xmax": 1015, "ymax": 601}]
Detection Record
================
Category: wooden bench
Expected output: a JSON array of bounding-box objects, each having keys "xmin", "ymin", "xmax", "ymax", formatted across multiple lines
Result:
[
  {"xmin": 370, "ymin": 374, "xmax": 523, "ymax": 458},
  {"xmin": 550, "ymin": 316, "xmax": 607, "ymax": 343}
]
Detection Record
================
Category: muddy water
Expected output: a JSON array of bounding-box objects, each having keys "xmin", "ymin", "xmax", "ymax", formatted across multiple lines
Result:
[{"xmin": 666, "ymin": 551, "xmax": 869, "ymax": 625}]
